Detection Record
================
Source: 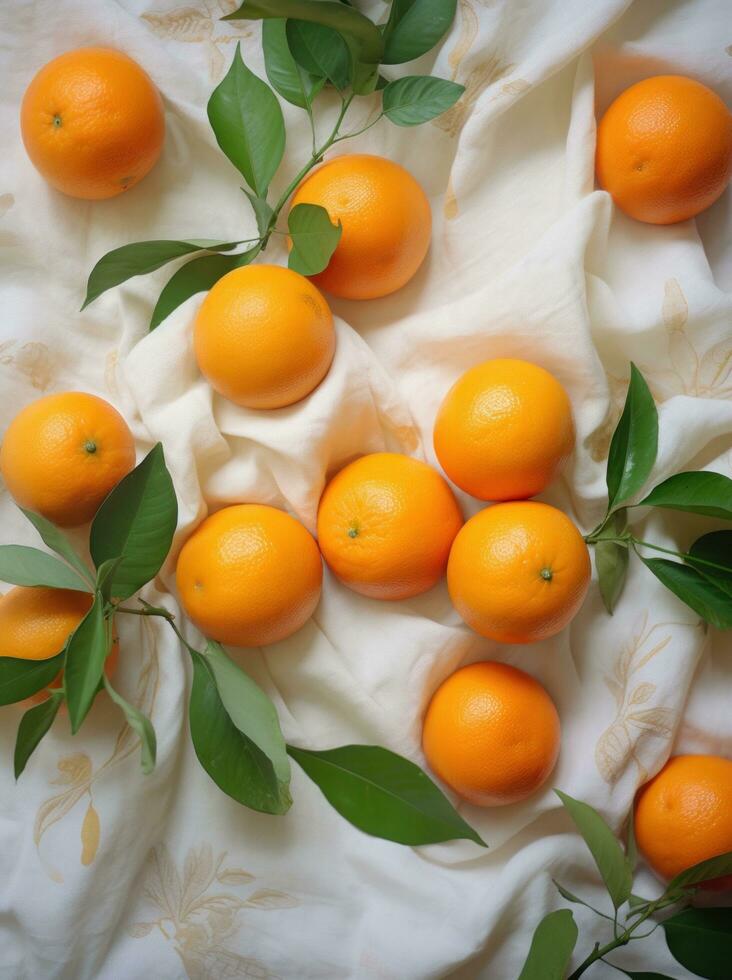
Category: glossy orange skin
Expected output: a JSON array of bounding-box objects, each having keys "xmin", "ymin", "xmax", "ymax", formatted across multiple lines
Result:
[
  {"xmin": 635, "ymin": 754, "xmax": 732, "ymax": 890},
  {"xmin": 21, "ymin": 47, "xmax": 164, "ymax": 200},
  {"xmin": 423, "ymin": 661, "xmax": 560, "ymax": 806},
  {"xmin": 434, "ymin": 359, "xmax": 574, "ymax": 502},
  {"xmin": 448, "ymin": 501, "xmax": 590, "ymax": 644},
  {"xmin": 596, "ymin": 75, "xmax": 732, "ymax": 224},
  {"xmin": 194, "ymin": 264, "xmax": 335, "ymax": 410},
  {"xmin": 0, "ymin": 392, "xmax": 136, "ymax": 527},
  {"xmin": 176, "ymin": 504, "xmax": 323, "ymax": 648},
  {"xmin": 0, "ymin": 586, "xmax": 119, "ymax": 704},
  {"xmin": 317, "ymin": 452, "xmax": 463, "ymax": 600},
  {"xmin": 290, "ymin": 154, "xmax": 432, "ymax": 300}
]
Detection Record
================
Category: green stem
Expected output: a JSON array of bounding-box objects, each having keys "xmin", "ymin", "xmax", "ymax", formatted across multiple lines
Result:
[
  {"xmin": 115, "ymin": 602, "xmax": 199, "ymax": 656},
  {"xmin": 333, "ymin": 111, "xmax": 384, "ymax": 143},
  {"xmin": 631, "ymin": 538, "xmax": 732, "ymax": 575},
  {"xmin": 567, "ymin": 905, "xmax": 655, "ymax": 980}
]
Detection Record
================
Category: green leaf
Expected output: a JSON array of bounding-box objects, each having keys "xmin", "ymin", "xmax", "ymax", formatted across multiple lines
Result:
[
  {"xmin": 20, "ymin": 509, "xmax": 94, "ymax": 586},
  {"xmin": 382, "ymin": 0, "xmax": 458, "ymax": 66},
  {"xmin": 287, "ymin": 744, "xmax": 486, "ymax": 846},
  {"xmin": 596, "ymin": 539, "xmax": 629, "ymax": 614},
  {"xmin": 663, "ymin": 907, "xmax": 732, "ymax": 980},
  {"xmin": 639, "ymin": 471, "xmax": 732, "ymax": 521},
  {"xmin": 95, "ymin": 557, "xmax": 123, "ymax": 603},
  {"xmin": 0, "ymin": 652, "xmax": 64, "ymax": 706},
  {"xmin": 188, "ymin": 648, "xmax": 291, "ymax": 814},
  {"xmin": 516, "ymin": 909, "xmax": 578, "ymax": 980},
  {"xmin": 243, "ymin": 191, "xmax": 274, "ymax": 237},
  {"xmin": 665, "ymin": 849, "xmax": 732, "ymax": 894},
  {"xmin": 607, "ymin": 363, "xmax": 658, "ymax": 509},
  {"xmin": 202, "ymin": 641, "xmax": 290, "ymax": 784},
  {"xmin": 82, "ymin": 239, "xmax": 239, "ymax": 309},
  {"xmin": 382, "ymin": 76, "xmax": 464, "ymax": 126},
  {"xmin": 90, "ymin": 444, "xmax": 178, "ymax": 601},
  {"xmin": 688, "ymin": 531, "xmax": 732, "ymax": 596},
  {"xmin": 555, "ymin": 790, "xmax": 632, "ymax": 909},
  {"xmin": 639, "ymin": 556, "xmax": 732, "ymax": 629},
  {"xmin": 628, "ymin": 892, "xmax": 651, "ymax": 908},
  {"xmin": 287, "ymin": 203, "xmax": 342, "ymax": 275},
  {"xmin": 262, "ymin": 18, "xmax": 325, "ymax": 108},
  {"xmin": 612, "ymin": 972, "xmax": 675, "ymax": 980},
  {"xmin": 150, "ymin": 248, "xmax": 259, "ymax": 331},
  {"xmin": 64, "ymin": 592, "xmax": 109, "ymax": 733},
  {"xmin": 208, "ymin": 43, "xmax": 285, "ymax": 196},
  {"xmin": 625, "ymin": 806, "xmax": 638, "ymax": 872},
  {"xmin": 14, "ymin": 691, "xmax": 63, "ymax": 779},
  {"xmin": 224, "ymin": 0, "xmax": 384, "ymax": 64},
  {"xmin": 286, "ymin": 20, "xmax": 352, "ymax": 91},
  {"xmin": 103, "ymin": 676, "xmax": 157, "ymax": 775},
  {"xmin": 0, "ymin": 545, "xmax": 90, "ymax": 592}
]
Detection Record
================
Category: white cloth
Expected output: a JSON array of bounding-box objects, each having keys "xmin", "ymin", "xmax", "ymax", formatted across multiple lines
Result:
[{"xmin": 1, "ymin": 1, "xmax": 731, "ymax": 978}]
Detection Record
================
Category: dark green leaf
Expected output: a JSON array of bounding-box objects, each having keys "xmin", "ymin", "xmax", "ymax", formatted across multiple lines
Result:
[
  {"xmin": 639, "ymin": 556, "xmax": 732, "ymax": 629},
  {"xmin": 208, "ymin": 43, "xmax": 285, "ymax": 196},
  {"xmin": 382, "ymin": 0, "xmax": 457, "ymax": 65},
  {"xmin": 665, "ymin": 849, "xmax": 732, "ymax": 893},
  {"xmin": 20, "ymin": 509, "xmax": 94, "ymax": 586},
  {"xmin": 596, "ymin": 539, "xmax": 629, "ymax": 614},
  {"xmin": 286, "ymin": 20, "xmax": 352, "ymax": 91},
  {"xmin": 243, "ymin": 191, "xmax": 274, "ymax": 237},
  {"xmin": 64, "ymin": 593, "xmax": 109, "ymax": 733},
  {"xmin": 611, "ymin": 971, "xmax": 675, "ymax": 980},
  {"xmin": 555, "ymin": 790, "xmax": 632, "ymax": 908},
  {"xmin": 688, "ymin": 531, "xmax": 732, "ymax": 596},
  {"xmin": 90, "ymin": 444, "xmax": 178, "ymax": 601},
  {"xmin": 0, "ymin": 545, "xmax": 90, "ymax": 592},
  {"xmin": 95, "ymin": 557, "xmax": 123, "ymax": 603},
  {"xmin": 14, "ymin": 691, "xmax": 63, "ymax": 778},
  {"xmin": 262, "ymin": 18, "xmax": 325, "ymax": 108},
  {"xmin": 82, "ymin": 240, "xmax": 239, "ymax": 309},
  {"xmin": 150, "ymin": 248, "xmax": 259, "ymax": 331},
  {"xmin": 202, "ymin": 641, "xmax": 289, "ymax": 784},
  {"xmin": 224, "ymin": 0, "xmax": 383, "ymax": 63},
  {"xmin": 663, "ymin": 907, "xmax": 732, "ymax": 980},
  {"xmin": 288, "ymin": 203, "xmax": 342, "ymax": 275},
  {"xmin": 382, "ymin": 76, "xmax": 464, "ymax": 125},
  {"xmin": 639, "ymin": 471, "xmax": 732, "ymax": 521},
  {"xmin": 517, "ymin": 909, "xmax": 578, "ymax": 980},
  {"xmin": 0, "ymin": 652, "xmax": 64, "ymax": 706},
  {"xmin": 351, "ymin": 57, "xmax": 380, "ymax": 95},
  {"xmin": 607, "ymin": 363, "xmax": 658, "ymax": 509},
  {"xmin": 103, "ymin": 676, "xmax": 156, "ymax": 775},
  {"xmin": 188, "ymin": 648, "xmax": 291, "ymax": 814},
  {"xmin": 287, "ymin": 743, "xmax": 486, "ymax": 845}
]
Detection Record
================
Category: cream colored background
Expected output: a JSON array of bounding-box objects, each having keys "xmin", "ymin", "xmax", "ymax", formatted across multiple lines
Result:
[{"xmin": 1, "ymin": 1, "xmax": 731, "ymax": 977}]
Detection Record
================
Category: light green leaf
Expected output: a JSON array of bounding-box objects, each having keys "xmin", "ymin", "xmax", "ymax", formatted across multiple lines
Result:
[
  {"xmin": 243, "ymin": 191, "xmax": 274, "ymax": 237},
  {"xmin": 555, "ymin": 789, "xmax": 632, "ymax": 909},
  {"xmin": 607, "ymin": 363, "xmax": 658, "ymax": 509},
  {"xmin": 90, "ymin": 444, "xmax": 178, "ymax": 600},
  {"xmin": 188, "ymin": 648, "xmax": 291, "ymax": 814},
  {"xmin": 517, "ymin": 909, "xmax": 578, "ymax": 980},
  {"xmin": 208, "ymin": 43, "xmax": 285, "ymax": 196},
  {"xmin": 595, "ymin": 538, "xmax": 629, "ymax": 614},
  {"xmin": 382, "ymin": 0, "xmax": 458, "ymax": 65},
  {"xmin": 287, "ymin": 743, "xmax": 486, "ymax": 845},
  {"xmin": 0, "ymin": 545, "xmax": 90, "ymax": 592},
  {"xmin": 286, "ymin": 20, "xmax": 352, "ymax": 91},
  {"xmin": 64, "ymin": 593, "xmax": 109, "ymax": 733},
  {"xmin": 262, "ymin": 18, "xmax": 325, "ymax": 108},
  {"xmin": 0, "ymin": 652, "xmax": 64, "ymax": 706},
  {"xmin": 21, "ymin": 509, "xmax": 94, "ymax": 586},
  {"xmin": 639, "ymin": 556, "xmax": 732, "ymax": 629},
  {"xmin": 625, "ymin": 806, "xmax": 638, "ymax": 872},
  {"xmin": 665, "ymin": 849, "xmax": 732, "ymax": 894},
  {"xmin": 103, "ymin": 675, "xmax": 157, "ymax": 775},
  {"xmin": 83, "ymin": 239, "xmax": 239, "ymax": 309},
  {"xmin": 663, "ymin": 907, "xmax": 732, "ymax": 980},
  {"xmin": 382, "ymin": 76, "xmax": 464, "ymax": 126},
  {"xmin": 95, "ymin": 557, "xmax": 123, "ymax": 603},
  {"xmin": 288, "ymin": 203, "xmax": 342, "ymax": 275},
  {"xmin": 14, "ymin": 691, "xmax": 63, "ymax": 779},
  {"xmin": 639, "ymin": 471, "xmax": 732, "ymax": 521}
]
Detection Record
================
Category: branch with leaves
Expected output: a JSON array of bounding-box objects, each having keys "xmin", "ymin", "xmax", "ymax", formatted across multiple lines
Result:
[
  {"xmin": 81, "ymin": 0, "xmax": 464, "ymax": 327},
  {"xmin": 585, "ymin": 364, "xmax": 732, "ymax": 629},
  {"xmin": 0, "ymin": 445, "xmax": 485, "ymax": 849},
  {"xmin": 518, "ymin": 791, "xmax": 732, "ymax": 979}
]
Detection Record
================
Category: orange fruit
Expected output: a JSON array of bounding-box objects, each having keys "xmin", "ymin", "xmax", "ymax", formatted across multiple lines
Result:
[
  {"xmin": 422, "ymin": 661, "xmax": 560, "ymax": 806},
  {"xmin": 434, "ymin": 359, "xmax": 574, "ymax": 502},
  {"xmin": 317, "ymin": 452, "xmax": 463, "ymax": 600},
  {"xmin": 447, "ymin": 501, "xmax": 590, "ymax": 644},
  {"xmin": 596, "ymin": 75, "xmax": 732, "ymax": 224},
  {"xmin": 635, "ymin": 754, "xmax": 732, "ymax": 889},
  {"xmin": 176, "ymin": 504, "xmax": 322, "ymax": 647},
  {"xmin": 0, "ymin": 586, "xmax": 119, "ymax": 703},
  {"xmin": 0, "ymin": 392, "xmax": 136, "ymax": 527},
  {"xmin": 194, "ymin": 264, "xmax": 335, "ymax": 410},
  {"xmin": 20, "ymin": 47, "xmax": 164, "ymax": 200},
  {"xmin": 289, "ymin": 154, "xmax": 431, "ymax": 299}
]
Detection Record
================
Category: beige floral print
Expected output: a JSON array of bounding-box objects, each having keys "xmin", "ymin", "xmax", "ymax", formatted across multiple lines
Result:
[
  {"xmin": 141, "ymin": 0, "xmax": 251, "ymax": 80},
  {"xmin": 129, "ymin": 842, "xmax": 298, "ymax": 979}
]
